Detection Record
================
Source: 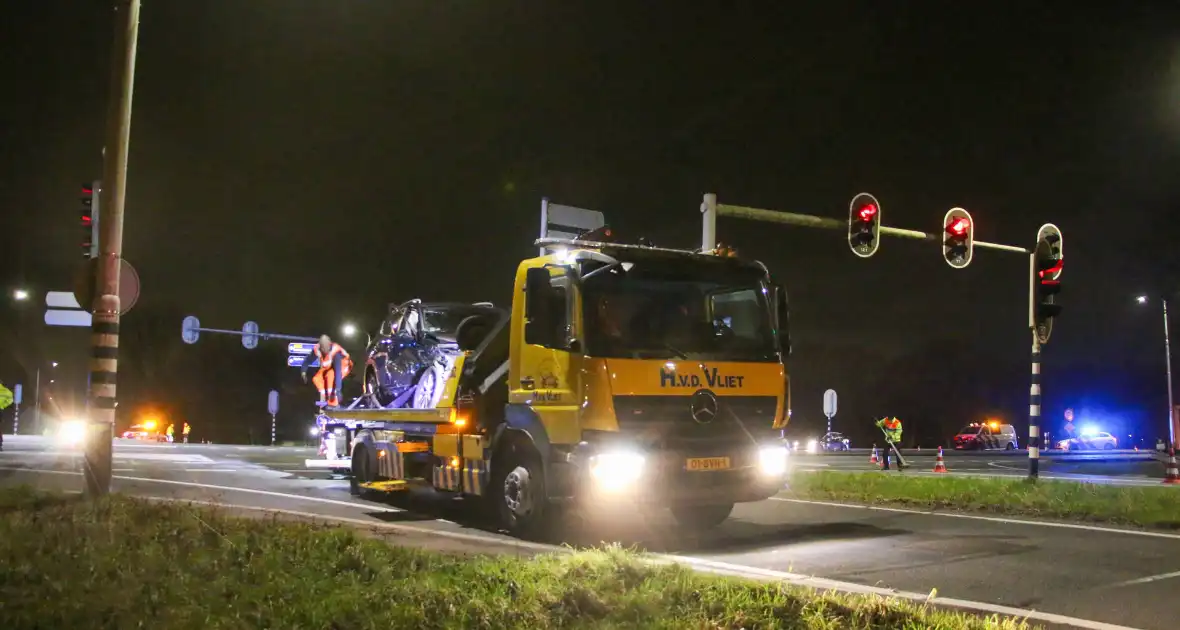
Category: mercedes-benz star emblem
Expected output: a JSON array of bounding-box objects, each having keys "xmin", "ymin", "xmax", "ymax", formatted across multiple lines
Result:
[{"xmin": 689, "ymin": 389, "xmax": 719, "ymax": 424}]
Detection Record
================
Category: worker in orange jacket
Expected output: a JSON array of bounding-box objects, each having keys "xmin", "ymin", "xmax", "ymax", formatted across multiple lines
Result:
[{"xmin": 301, "ymin": 334, "xmax": 353, "ymax": 407}]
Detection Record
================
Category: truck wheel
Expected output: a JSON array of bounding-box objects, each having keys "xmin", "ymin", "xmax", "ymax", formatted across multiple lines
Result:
[
  {"xmin": 350, "ymin": 444, "xmax": 375, "ymax": 497},
  {"xmin": 490, "ymin": 443, "xmax": 549, "ymax": 538},
  {"xmin": 670, "ymin": 502, "xmax": 734, "ymax": 529}
]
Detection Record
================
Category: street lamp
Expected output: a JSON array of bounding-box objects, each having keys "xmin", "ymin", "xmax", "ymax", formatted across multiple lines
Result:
[
  {"xmin": 341, "ymin": 323, "xmax": 357, "ymax": 338},
  {"xmin": 1137, "ymin": 295, "xmax": 1175, "ymax": 448},
  {"xmin": 13, "ymin": 289, "xmax": 29, "ymax": 301}
]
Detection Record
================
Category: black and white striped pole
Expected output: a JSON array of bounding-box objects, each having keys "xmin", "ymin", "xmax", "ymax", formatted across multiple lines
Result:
[{"xmin": 1030, "ymin": 224, "xmax": 1064, "ymax": 480}]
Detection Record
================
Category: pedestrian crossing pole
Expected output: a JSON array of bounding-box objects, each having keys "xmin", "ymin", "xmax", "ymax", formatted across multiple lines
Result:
[
  {"xmin": 85, "ymin": 0, "xmax": 141, "ymax": 498},
  {"xmin": 271, "ymin": 414, "xmax": 276, "ymax": 446}
]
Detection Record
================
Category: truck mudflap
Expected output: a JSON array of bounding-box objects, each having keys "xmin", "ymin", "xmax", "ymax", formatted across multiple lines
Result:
[{"xmin": 431, "ymin": 458, "xmax": 490, "ymax": 495}]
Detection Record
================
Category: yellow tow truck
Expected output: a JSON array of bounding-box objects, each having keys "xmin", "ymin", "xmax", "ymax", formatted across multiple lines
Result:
[{"xmin": 316, "ymin": 233, "xmax": 792, "ymax": 535}]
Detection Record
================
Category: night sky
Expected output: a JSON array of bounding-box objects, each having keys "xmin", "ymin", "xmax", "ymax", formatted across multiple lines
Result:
[{"xmin": 3, "ymin": 2, "xmax": 1179, "ymax": 445}]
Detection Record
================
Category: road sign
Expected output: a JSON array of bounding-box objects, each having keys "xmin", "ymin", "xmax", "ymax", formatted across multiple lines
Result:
[
  {"xmin": 13, "ymin": 384, "xmax": 21, "ymax": 405},
  {"xmin": 72, "ymin": 258, "xmax": 141, "ymax": 315},
  {"xmin": 46, "ymin": 291, "xmax": 81, "ymax": 309},
  {"xmin": 242, "ymin": 321, "xmax": 260, "ymax": 349},
  {"xmin": 181, "ymin": 316, "xmax": 200, "ymax": 344},
  {"xmin": 288, "ymin": 342, "xmax": 314, "ymax": 355},
  {"xmin": 823, "ymin": 389, "xmax": 838, "ymax": 418},
  {"xmin": 1064, "ymin": 408, "xmax": 1074, "ymax": 422},
  {"xmin": 288, "ymin": 355, "xmax": 318, "ymax": 368},
  {"xmin": 44, "ymin": 310, "xmax": 92, "ymax": 327},
  {"xmin": 267, "ymin": 390, "xmax": 279, "ymax": 416}
]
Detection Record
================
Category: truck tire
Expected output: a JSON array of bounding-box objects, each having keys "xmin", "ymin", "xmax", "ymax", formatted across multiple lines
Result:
[
  {"xmin": 350, "ymin": 444, "xmax": 375, "ymax": 497},
  {"xmin": 670, "ymin": 502, "xmax": 734, "ymax": 529},
  {"xmin": 489, "ymin": 440, "xmax": 550, "ymax": 538}
]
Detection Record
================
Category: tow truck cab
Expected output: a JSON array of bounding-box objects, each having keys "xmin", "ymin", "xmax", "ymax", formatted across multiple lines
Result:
[{"xmin": 338, "ymin": 238, "xmax": 792, "ymax": 536}]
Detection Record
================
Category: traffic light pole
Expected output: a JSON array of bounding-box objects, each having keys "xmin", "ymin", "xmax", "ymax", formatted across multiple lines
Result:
[
  {"xmin": 701, "ymin": 198, "xmax": 1029, "ymax": 253},
  {"xmin": 1027, "ymin": 254, "xmax": 1042, "ymax": 479},
  {"xmin": 702, "ymin": 193, "xmax": 1053, "ymax": 482},
  {"xmin": 85, "ymin": 0, "xmax": 141, "ymax": 498}
]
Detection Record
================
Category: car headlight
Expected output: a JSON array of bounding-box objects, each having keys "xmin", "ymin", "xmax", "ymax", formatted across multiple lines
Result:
[
  {"xmin": 57, "ymin": 420, "xmax": 87, "ymax": 446},
  {"xmin": 805, "ymin": 439, "xmax": 818, "ymax": 453},
  {"xmin": 758, "ymin": 445, "xmax": 790, "ymax": 476},
  {"xmin": 588, "ymin": 450, "xmax": 645, "ymax": 492}
]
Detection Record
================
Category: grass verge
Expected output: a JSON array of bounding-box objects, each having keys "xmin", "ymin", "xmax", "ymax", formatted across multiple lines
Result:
[
  {"xmin": 790, "ymin": 470, "xmax": 1180, "ymax": 529},
  {"xmin": 0, "ymin": 485, "xmax": 1032, "ymax": 629}
]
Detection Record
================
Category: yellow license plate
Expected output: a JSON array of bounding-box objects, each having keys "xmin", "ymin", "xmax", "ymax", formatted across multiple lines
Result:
[{"xmin": 685, "ymin": 457, "xmax": 731, "ymax": 472}]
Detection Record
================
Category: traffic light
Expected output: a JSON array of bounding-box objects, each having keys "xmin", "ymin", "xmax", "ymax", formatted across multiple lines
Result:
[
  {"xmin": 847, "ymin": 192, "xmax": 881, "ymax": 258},
  {"xmin": 1033, "ymin": 223, "xmax": 1063, "ymax": 343},
  {"xmin": 941, "ymin": 207, "xmax": 974, "ymax": 269},
  {"xmin": 80, "ymin": 184, "xmax": 95, "ymax": 258}
]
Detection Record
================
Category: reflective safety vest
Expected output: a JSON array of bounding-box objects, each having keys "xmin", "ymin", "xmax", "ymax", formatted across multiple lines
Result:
[
  {"xmin": 314, "ymin": 343, "xmax": 349, "ymax": 366},
  {"xmin": 182, "ymin": 423, "xmax": 191, "ymax": 435},
  {"xmin": 876, "ymin": 417, "xmax": 903, "ymax": 443}
]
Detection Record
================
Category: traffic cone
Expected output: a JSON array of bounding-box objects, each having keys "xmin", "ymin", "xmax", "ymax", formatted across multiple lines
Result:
[
  {"xmin": 932, "ymin": 446, "xmax": 948, "ymax": 473},
  {"xmin": 869, "ymin": 446, "xmax": 879, "ymax": 464},
  {"xmin": 1163, "ymin": 449, "xmax": 1180, "ymax": 485}
]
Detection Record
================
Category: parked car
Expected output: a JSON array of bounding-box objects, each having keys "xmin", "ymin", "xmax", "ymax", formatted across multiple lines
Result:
[
  {"xmin": 1056, "ymin": 431, "xmax": 1118, "ymax": 451},
  {"xmin": 121, "ymin": 423, "xmax": 166, "ymax": 442},
  {"xmin": 953, "ymin": 421, "xmax": 1018, "ymax": 450},
  {"xmin": 363, "ymin": 300, "xmax": 507, "ymax": 409}
]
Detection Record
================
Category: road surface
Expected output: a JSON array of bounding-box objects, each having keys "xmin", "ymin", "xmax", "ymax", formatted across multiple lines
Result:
[{"xmin": 2, "ymin": 435, "xmax": 1176, "ymax": 630}]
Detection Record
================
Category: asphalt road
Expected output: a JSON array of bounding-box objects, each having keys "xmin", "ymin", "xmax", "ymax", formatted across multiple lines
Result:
[{"xmin": 2, "ymin": 435, "xmax": 1177, "ymax": 630}]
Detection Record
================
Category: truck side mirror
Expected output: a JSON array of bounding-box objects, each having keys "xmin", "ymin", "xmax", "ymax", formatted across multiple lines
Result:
[
  {"xmin": 524, "ymin": 267, "xmax": 557, "ymax": 347},
  {"xmin": 774, "ymin": 284, "xmax": 790, "ymax": 357}
]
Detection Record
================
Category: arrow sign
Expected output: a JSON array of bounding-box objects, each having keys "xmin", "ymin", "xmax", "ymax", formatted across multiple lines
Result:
[
  {"xmin": 182, "ymin": 315, "xmax": 201, "ymax": 344},
  {"xmin": 288, "ymin": 355, "xmax": 318, "ymax": 368},
  {"xmin": 267, "ymin": 390, "xmax": 279, "ymax": 415},
  {"xmin": 45, "ymin": 310, "xmax": 92, "ymax": 327},
  {"xmin": 288, "ymin": 342, "xmax": 315, "ymax": 355},
  {"xmin": 46, "ymin": 291, "xmax": 82, "ymax": 309},
  {"xmin": 823, "ymin": 389, "xmax": 838, "ymax": 418},
  {"xmin": 242, "ymin": 321, "xmax": 260, "ymax": 349}
]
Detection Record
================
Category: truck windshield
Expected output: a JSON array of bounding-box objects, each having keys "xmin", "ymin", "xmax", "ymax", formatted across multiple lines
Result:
[{"xmin": 580, "ymin": 262, "xmax": 778, "ymax": 362}]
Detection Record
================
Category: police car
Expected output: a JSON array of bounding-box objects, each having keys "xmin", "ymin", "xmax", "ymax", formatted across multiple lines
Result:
[{"xmin": 953, "ymin": 421, "xmax": 1018, "ymax": 450}]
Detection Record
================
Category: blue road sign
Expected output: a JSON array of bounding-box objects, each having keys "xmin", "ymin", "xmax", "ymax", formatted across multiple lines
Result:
[
  {"xmin": 182, "ymin": 315, "xmax": 200, "ymax": 344},
  {"xmin": 242, "ymin": 321, "xmax": 260, "ymax": 349},
  {"xmin": 288, "ymin": 355, "xmax": 318, "ymax": 368},
  {"xmin": 14, "ymin": 384, "xmax": 21, "ymax": 405},
  {"xmin": 288, "ymin": 342, "xmax": 314, "ymax": 355},
  {"xmin": 267, "ymin": 390, "xmax": 279, "ymax": 415}
]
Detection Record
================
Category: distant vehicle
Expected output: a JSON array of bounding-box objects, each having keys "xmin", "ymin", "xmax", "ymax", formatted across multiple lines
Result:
[
  {"xmin": 804, "ymin": 432, "xmax": 850, "ymax": 452},
  {"xmin": 953, "ymin": 422, "xmax": 1018, "ymax": 450},
  {"xmin": 1056, "ymin": 431, "xmax": 1117, "ymax": 451},
  {"xmin": 121, "ymin": 423, "xmax": 165, "ymax": 442}
]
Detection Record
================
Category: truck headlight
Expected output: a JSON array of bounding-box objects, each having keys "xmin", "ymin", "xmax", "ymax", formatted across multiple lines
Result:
[
  {"xmin": 588, "ymin": 450, "xmax": 645, "ymax": 492},
  {"xmin": 58, "ymin": 420, "xmax": 87, "ymax": 447},
  {"xmin": 758, "ymin": 445, "xmax": 789, "ymax": 476}
]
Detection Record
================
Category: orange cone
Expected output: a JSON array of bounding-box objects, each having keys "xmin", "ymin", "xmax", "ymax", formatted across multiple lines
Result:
[
  {"xmin": 869, "ymin": 446, "xmax": 879, "ymax": 464},
  {"xmin": 1163, "ymin": 449, "xmax": 1180, "ymax": 485},
  {"xmin": 933, "ymin": 446, "xmax": 948, "ymax": 473}
]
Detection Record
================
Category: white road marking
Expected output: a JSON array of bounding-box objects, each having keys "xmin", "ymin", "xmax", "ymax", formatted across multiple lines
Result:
[
  {"xmin": 771, "ymin": 497, "xmax": 1180, "ymax": 540},
  {"xmin": 182, "ymin": 469, "xmax": 244, "ymax": 473},
  {"xmin": 1105, "ymin": 569, "xmax": 1180, "ymax": 588}
]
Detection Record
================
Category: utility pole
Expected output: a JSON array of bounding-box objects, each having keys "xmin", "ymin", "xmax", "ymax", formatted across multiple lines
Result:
[
  {"xmin": 85, "ymin": 0, "xmax": 141, "ymax": 498},
  {"xmin": 1163, "ymin": 297, "xmax": 1175, "ymax": 450},
  {"xmin": 1028, "ymin": 254, "xmax": 1042, "ymax": 479}
]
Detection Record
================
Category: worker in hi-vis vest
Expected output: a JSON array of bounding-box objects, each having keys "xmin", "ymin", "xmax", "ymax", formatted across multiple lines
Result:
[
  {"xmin": 301, "ymin": 334, "xmax": 353, "ymax": 407},
  {"xmin": 875, "ymin": 416, "xmax": 905, "ymax": 470}
]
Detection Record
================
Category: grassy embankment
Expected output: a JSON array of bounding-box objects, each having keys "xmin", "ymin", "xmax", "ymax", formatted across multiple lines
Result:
[
  {"xmin": 791, "ymin": 471, "xmax": 1180, "ymax": 529},
  {"xmin": 0, "ymin": 486, "xmax": 1031, "ymax": 629}
]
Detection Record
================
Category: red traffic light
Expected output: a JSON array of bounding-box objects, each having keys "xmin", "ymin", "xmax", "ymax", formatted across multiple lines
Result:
[
  {"xmin": 1038, "ymin": 258, "xmax": 1063, "ymax": 279},
  {"xmin": 947, "ymin": 217, "xmax": 970, "ymax": 236},
  {"xmin": 857, "ymin": 203, "xmax": 878, "ymax": 221}
]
